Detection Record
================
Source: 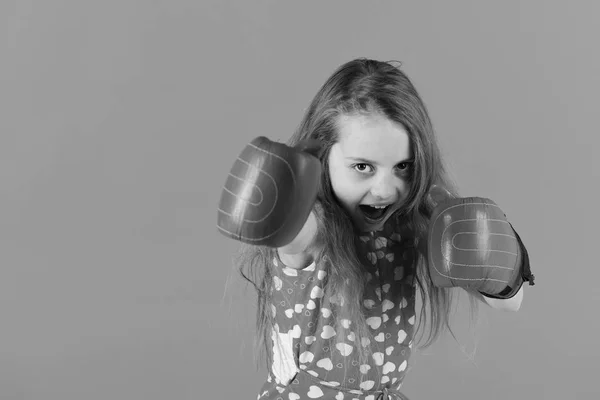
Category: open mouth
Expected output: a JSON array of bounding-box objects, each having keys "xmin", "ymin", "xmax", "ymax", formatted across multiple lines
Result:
[{"xmin": 359, "ymin": 204, "xmax": 391, "ymax": 223}]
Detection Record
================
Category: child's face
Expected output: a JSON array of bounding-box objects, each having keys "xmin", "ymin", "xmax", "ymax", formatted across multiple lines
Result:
[{"xmin": 328, "ymin": 113, "xmax": 413, "ymax": 232}]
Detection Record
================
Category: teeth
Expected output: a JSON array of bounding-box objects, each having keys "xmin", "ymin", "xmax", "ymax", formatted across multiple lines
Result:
[{"xmin": 371, "ymin": 205, "xmax": 387, "ymax": 209}]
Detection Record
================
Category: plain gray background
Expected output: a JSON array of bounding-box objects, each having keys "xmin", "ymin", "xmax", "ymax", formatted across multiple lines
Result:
[{"xmin": 1, "ymin": 1, "xmax": 598, "ymax": 399}]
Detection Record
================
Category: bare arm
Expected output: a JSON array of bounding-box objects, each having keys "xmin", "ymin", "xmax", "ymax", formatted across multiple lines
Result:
[
  {"xmin": 467, "ymin": 285, "xmax": 524, "ymax": 312},
  {"xmin": 277, "ymin": 211, "xmax": 319, "ymax": 269}
]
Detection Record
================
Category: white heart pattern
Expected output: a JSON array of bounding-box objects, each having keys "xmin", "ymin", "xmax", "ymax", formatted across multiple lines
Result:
[
  {"xmin": 366, "ymin": 317, "xmax": 382, "ymax": 330},
  {"xmin": 394, "ymin": 266, "xmax": 404, "ymax": 281},
  {"xmin": 399, "ymin": 297, "xmax": 408, "ymax": 308},
  {"xmin": 382, "ymin": 299, "xmax": 394, "ymax": 312},
  {"xmin": 375, "ymin": 287, "xmax": 382, "ymax": 301},
  {"xmin": 390, "ymin": 233, "xmax": 402, "ymax": 242},
  {"xmin": 398, "ymin": 360, "xmax": 407, "ymax": 372},
  {"xmin": 307, "ymin": 385, "xmax": 324, "ymax": 398},
  {"xmin": 336, "ymin": 342, "xmax": 353, "ymax": 356},
  {"xmin": 316, "ymin": 357, "xmax": 333, "ymax": 371},
  {"xmin": 359, "ymin": 380, "xmax": 375, "ymax": 390},
  {"xmin": 383, "ymin": 361, "xmax": 396, "ymax": 374},
  {"xmin": 321, "ymin": 325, "xmax": 336, "ymax": 339},
  {"xmin": 398, "ymin": 329, "xmax": 407, "ymax": 344},
  {"xmin": 263, "ymin": 226, "xmax": 416, "ymax": 399},
  {"xmin": 282, "ymin": 268, "xmax": 298, "ymax": 277},
  {"xmin": 299, "ymin": 351, "xmax": 314, "ymax": 363},
  {"xmin": 372, "ymin": 352, "xmax": 384, "ymax": 366},
  {"xmin": 375, "ymin": 237, "xmax": 387, "ymax": 249},
  {"xmin": 291, "ymin": 325, "xmax": 301, "ymax": 339},
  {"xmin": 310, "ymin": 286, "xmax": 324, "ymax": 299},
  {"xmin": 363, "ymin": 299, "xmax": 376, "ymax": 309}
]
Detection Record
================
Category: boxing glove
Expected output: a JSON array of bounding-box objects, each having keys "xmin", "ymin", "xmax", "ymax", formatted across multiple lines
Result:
[
  {"xmin": 217, "ymin": 136, "xmax": 321, "ymax": 248},
  {"xmin": 427, "ymin": 186, "xmax": 534, "ymax": 299}
]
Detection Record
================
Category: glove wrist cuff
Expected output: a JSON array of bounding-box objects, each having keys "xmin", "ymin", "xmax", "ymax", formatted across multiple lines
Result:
[{"xmin": 480, "ymin": 224, "xmax": 535, "ymax": 300}]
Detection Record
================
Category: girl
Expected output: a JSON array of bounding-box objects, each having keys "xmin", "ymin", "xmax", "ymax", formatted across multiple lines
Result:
[{"xmin": 231, "ymin": 58, "xmax": 526, "ymax": 400}]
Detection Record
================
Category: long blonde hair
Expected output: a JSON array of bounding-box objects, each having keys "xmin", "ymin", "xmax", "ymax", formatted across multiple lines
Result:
[{"xmin": 237, "ymin": 58, "xmax": 463, "ymax": 370}]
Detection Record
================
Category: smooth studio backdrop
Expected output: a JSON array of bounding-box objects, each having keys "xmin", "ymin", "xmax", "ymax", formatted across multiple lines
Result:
[{"xmin": 1, "ymin": 1, "xmax": 598, "ymax": 399}]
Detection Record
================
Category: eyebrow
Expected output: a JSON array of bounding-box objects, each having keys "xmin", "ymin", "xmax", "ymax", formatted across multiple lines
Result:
[{"xmin": 346, "ymin": 157, "xmax": 414, "ymax": 164}]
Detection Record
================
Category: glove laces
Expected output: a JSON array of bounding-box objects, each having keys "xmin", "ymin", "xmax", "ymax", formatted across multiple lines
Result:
[{"xmin": 376, "ymin": 386, "xmax": 407, "ymax": 400}]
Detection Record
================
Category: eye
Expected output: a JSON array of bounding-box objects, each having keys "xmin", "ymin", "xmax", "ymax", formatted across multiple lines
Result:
[
  {"xmin": 353, "ymin": 163, "xmax": 373, "ymax": 173},
  {"xmin": 397, "ymin": 162, "xmax": 412, "ymax": 171}
]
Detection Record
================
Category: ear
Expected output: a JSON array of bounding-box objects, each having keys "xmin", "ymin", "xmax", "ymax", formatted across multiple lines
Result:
[{"xmin": 427, "ymin": 184, "xmax": 454, "ymax": 207}]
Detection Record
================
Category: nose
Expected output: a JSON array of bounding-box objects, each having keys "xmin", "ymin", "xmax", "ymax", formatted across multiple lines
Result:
[{"xmin": 370, "ymin": 172, "xmax": 399, "ymax": 201}]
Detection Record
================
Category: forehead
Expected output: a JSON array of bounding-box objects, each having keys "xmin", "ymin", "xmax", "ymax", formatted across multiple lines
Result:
[{"xmin": 334, "ymin": 114, "xmax": 412, "ymax": 161}]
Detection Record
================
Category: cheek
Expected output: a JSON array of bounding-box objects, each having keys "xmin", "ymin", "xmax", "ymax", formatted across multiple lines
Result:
[
  {"xmin": 399, "ymin": 180, "xmax": 411, "ymax": 199},
  {"xmin": 329, "ymin": 169, "xmax": 362, "ymax": 207}
]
